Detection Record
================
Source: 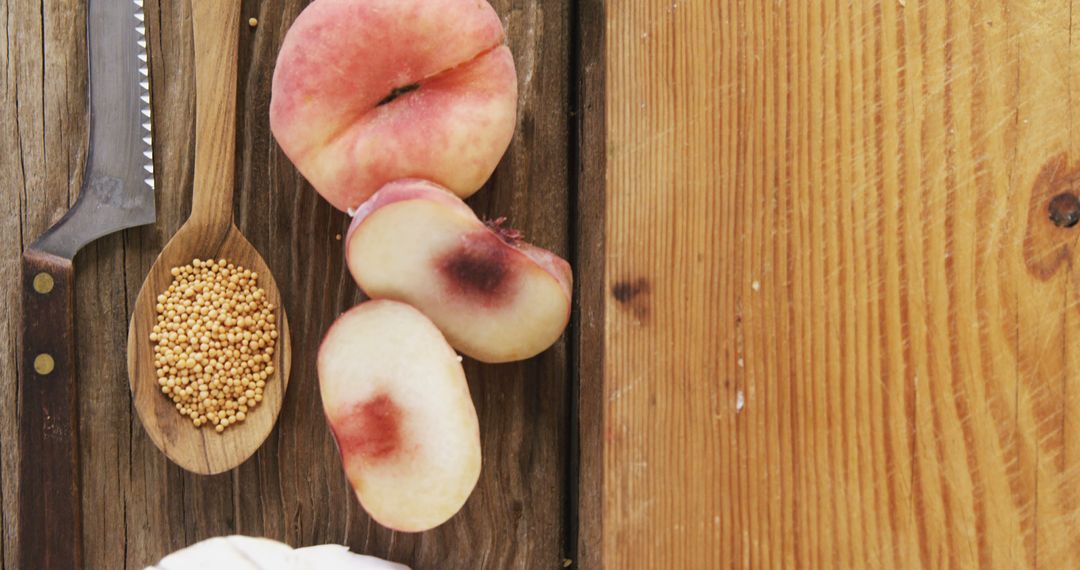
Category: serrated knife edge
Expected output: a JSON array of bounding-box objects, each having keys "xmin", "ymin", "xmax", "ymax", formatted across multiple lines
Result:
[{"xmin": 134, "ymin": 2, "xmax": 154, "ymax": 188}]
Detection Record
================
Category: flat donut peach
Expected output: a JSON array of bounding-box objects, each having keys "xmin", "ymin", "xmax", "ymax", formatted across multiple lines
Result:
[
  {"xmin": 270, "ymin": 0, "xmax": 518, "ymax": 212},
  {"xmin": 346, "ymin": 180, "xmax": 573, "ymax": 363},
  {"xmin": 318, "ymin": 300, "xmax": 481, "ymax": 532}
]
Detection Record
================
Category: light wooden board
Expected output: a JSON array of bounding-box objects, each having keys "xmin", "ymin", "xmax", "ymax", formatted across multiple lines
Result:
[
  {"xmin": 599, "ymin": 0, "xmax": 1080, "ymax": 567},
  {"xmin": 1, "ymin": 1, "xmax": 573, "ymax": 568}
]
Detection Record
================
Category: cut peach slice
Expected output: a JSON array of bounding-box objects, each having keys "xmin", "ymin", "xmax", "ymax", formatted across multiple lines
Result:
[
  {"xmin": 270, "ymin": 0, "xmax": 517, "ymax": 212},
  {"xmin": 346, "ymin": 180, "xmax": 572, "ymax": 363},
  {"xmin": 318, "ymin": 300, "xmax": 481, "ymax": 532}
]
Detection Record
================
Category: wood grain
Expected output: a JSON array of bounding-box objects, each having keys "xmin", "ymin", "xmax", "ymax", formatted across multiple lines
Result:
[
  {"xmin": 574, "ymin": 0, "xmax": 606, "ymax": 567},
  {"xmin": 1, "ymin": 1, "xmax": 90, "ymax": 568},
  {"xmin": 18, "ymin": 250, "xmax": 80, "ymax": 569},
  {"xmin": 601, "ymin": 0, "xmax": 1080, "ymax": 568},
  {"xmin": 3, "ymin": 0, "xmax": 571, "ymax": 568},
  {"xmin": 127, "ymin": 0, "xmax": 293, "ymax": 476}
]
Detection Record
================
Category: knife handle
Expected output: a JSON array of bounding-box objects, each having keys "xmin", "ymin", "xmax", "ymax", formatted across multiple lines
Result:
[{"xmin": 19, "ymin": 248, "xmax": 82, "ymax": 570}]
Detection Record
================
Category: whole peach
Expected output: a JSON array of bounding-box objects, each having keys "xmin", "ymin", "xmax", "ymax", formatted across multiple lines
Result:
[{"xmin": 271, "ymin": 0, "xmax": 518, "ymax": 212}]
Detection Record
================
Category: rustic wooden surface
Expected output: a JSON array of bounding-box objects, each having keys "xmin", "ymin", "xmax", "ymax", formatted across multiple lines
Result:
[
  {"xmin": 601, "ymin": 0, "xmax": 1080, "ymax": 568},
  {"xmin": 573, "ymin": 0, "xmax": 605, "ymax": 567},
  {"xmin": 1, "ymin": 0, "xmax": 573, "ymax": 568}
]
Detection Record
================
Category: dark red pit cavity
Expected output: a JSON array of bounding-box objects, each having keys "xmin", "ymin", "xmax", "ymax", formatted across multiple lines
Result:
[
  {"xmin": 335, "ymin": 393, "xmax": 403, "ymax": 461},
  {"xmin": 436, "ymin": 231, "xmax": 518, "ymax": 306}
]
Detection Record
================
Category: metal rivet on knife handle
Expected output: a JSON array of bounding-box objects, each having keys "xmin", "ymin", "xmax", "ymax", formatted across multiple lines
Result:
[
  {"xmin": 33, "ymin": 354, "xmax": 55, "ymax": 376},
  {"xmin": 32, "ymin": 272, "xmax": 54, "ymax": 294}
]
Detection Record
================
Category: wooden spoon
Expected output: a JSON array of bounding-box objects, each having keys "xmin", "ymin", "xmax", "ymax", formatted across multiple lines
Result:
[{"xmin": 128, "ymin": 0, "xmax": 290, "ymax": 475}]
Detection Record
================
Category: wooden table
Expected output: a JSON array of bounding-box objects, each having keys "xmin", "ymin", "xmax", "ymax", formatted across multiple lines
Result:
[
  {"xmin": 8, "ymin": 0, "xmax": 1080, "ymax": 569},
  {"xmin": 4, "ymin": 1, "xmax": 572, "ymax": 568}
]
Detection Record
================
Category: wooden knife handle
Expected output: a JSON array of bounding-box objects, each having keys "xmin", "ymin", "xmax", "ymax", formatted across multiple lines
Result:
[{"xmin": 19, "ymin": 248, "xmax": 81, "ymax": 569}]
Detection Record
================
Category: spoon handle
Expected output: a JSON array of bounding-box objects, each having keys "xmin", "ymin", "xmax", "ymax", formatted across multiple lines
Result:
[{"xmin": 190, "ymin": 0, "xmax": 241, "ymax": 232}]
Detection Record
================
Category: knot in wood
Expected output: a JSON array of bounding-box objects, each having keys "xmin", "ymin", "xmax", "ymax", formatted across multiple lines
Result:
[{"xmin": 1049, "ymin": 192, "xmax": 1080, "ymax": 228}]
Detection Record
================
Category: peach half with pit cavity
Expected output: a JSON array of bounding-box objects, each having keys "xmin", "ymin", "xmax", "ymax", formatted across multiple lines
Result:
[
  {"xmin": 318, "ymin": 300, "xmax": 481, "ymax": 532},
  {"xmin": 345, "ymin": 179, "xmax": 572, "ymax": 363}
]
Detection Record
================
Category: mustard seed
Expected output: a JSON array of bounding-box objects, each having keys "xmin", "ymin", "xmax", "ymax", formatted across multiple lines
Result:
[{"xmin": 150, "ymin": 259, "xmax": 277, "ymax": 434}]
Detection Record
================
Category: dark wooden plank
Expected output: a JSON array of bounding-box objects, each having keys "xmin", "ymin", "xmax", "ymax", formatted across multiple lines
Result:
[
  {"xmin": 4, "ymin": 1, "xmax": 574, "ymax": 569},
  {"xmin": 0, "ymin": 0, "xmax": 39, "ymax": 566},
  {"xmin": 574, "ymin": 0, "xmax": 606, "ymax": 567},
  {"xmin": 233, "ymin": 0, "xmax": 360, "ymax": 554},
  {"xmin": 2, "ymin": 1, "xmax": 92, "ymax": 568}
]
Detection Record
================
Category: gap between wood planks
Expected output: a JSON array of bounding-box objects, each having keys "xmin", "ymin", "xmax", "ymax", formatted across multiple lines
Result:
[{"xmin": 569, "ymin": 0, "xmax": 607, "ymax": 568}]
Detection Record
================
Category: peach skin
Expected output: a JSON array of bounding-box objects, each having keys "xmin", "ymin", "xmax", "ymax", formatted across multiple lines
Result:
[{"xmin": 270, "ymin": 0, "xmax": 518, "ymax": 212}]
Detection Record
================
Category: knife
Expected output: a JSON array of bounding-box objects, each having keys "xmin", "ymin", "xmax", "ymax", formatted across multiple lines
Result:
[{"xmin": 19, "ymin": 0, "xmax": 155, "ymax": 568}]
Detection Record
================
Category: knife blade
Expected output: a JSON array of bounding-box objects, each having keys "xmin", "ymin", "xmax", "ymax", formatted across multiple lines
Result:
[{"xmin": 19, "ymin": 0, "xmax": 155, "ymax": 568}]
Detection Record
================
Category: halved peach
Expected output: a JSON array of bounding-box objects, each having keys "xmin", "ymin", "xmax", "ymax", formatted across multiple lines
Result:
[
  {"xmin": 318, "ymin": 300, "xmax": 481, "ymax": 532},
  {"xmin": 270, "ymin": 0, "xmax": 517, "ymax": 212},
  {"xmin": 346, "ymin": 180, "xmax": 572, "ymax": 363}
]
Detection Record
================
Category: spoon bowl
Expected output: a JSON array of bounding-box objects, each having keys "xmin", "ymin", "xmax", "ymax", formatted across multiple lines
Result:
[
  {"xmin": 128, "ymin": 0, "xmax": 290, "ymax": 475},
  {"xmin": 128, "ymin": 225, "xmax": 291, "ymax": 474}
]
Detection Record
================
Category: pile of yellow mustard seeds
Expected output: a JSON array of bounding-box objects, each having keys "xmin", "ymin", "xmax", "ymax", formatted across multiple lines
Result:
[{"xmin": 150, "ymin": 258, "xmax": 278, "ymax": 433}]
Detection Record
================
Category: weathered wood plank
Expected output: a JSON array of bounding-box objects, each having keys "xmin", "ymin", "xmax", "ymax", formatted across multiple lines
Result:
[
  {"xmin": 602, "ymin": 0, "xmax": 1080, "ymax": 568},
  {"xmin": 2, "ymin": 0, "xmax": 92, "ymax": 567},
  {"xmin": 574, "ymin": 0, "xmax": 606, "ymax": 567}
]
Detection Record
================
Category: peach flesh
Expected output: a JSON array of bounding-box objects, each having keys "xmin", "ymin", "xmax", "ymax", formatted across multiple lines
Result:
[
  {"xmin": 318, "ymin": 300, "xmax": 481, "ymax": 532},
  {"xmin": 345, "ymin": 180, "xmax": 573, "ymax": 363},
  {"xmin": 270, "ymin": 0, "xmax": 518, "ymax": 212}
]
